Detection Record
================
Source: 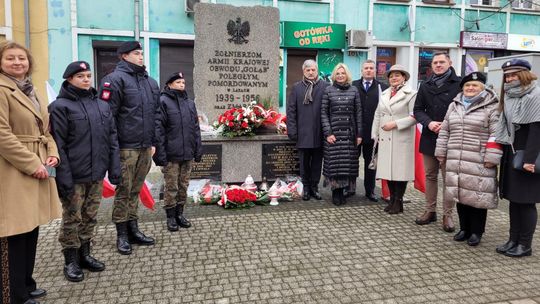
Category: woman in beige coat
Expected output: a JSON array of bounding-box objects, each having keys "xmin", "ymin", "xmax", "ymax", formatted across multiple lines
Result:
[
  {"xmin": 372, "ymin": 64, "xmax": 417, "ymax": 214},
  {"xmin": 435, "ymin": 72, "xmax": 502, "ymax": 247},
  {"xmin": 0, "ymin": 41, "xmax": 61, "ymax": 304}
]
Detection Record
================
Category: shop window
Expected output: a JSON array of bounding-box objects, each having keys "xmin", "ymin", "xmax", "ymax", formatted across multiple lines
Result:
[
  {"xmin": 417, "ymin": 48, "xmax": 449, "ymax": 86},
  {"xmin": 375, "ymin": 47, "xmax": 396, "ymax": 86},
  {"xmin": 512, "ymin": 0, "xmax": 535, "ymax": 10},
  {"xmin": 464, "ymin": 50, "xmax": 493, "ymax": 75}
]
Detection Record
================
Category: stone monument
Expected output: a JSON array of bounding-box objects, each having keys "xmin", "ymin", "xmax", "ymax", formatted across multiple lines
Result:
[
  {"xmin": 193, "ymin": 3, "xmax": 280, "ymax": 122},
  {"xmin": 192, "ymin": 3, "xmax": 299, "ymax": 183}
]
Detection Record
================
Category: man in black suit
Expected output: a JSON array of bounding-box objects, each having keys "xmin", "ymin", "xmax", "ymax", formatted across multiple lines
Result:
[{"xmin": 351, "ymin": 59, "xmax": 388, "ymax": 202}]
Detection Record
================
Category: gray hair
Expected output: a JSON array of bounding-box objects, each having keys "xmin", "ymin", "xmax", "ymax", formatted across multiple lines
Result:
[
  {"xmin": 302, "ymin": 59, "xmax": 318, "ymax": 70},
  {"xmin": 362, "ymin": 59, "xmax": 376, "ymax": 67}
]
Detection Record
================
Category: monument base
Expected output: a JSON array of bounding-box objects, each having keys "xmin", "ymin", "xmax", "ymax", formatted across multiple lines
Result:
[{"xmin": 193, "ymin": 134, "xmax": 299, "ymax": 183}]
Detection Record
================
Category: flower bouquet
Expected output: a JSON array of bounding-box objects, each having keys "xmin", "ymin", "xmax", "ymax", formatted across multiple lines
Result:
[
  {"xmin": 268, "ymin": 178, "xmax": 303, "ymax": 201},
  {"xmin": 219, "ymin": 186, "xmax": 258, "ymax": 209},
  {"xmin": 254, "ymin": 190, "xmax": 270, "ymax": 205},
  {"xmin": 213, "ymin": 103, "xmax": 266, "ymax": 138},
  {"xmin": 192, "ymin": 181, "xmax": 223, "ymax": 205}
]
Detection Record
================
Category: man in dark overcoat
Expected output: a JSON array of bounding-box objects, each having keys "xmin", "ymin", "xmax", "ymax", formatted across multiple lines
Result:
[
  {"xmin": 413, "ymin": 52, "xmax": 462, "ymax": 232},
  {"xmin": 286, "ymin": 59, "xmax": 329, "ymax": 200},
  {"xmin": 352, "ymin": 59, "xmax": 388, "ymax": 202}
]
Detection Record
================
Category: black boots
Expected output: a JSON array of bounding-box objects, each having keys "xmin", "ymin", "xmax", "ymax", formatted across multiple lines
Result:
[
  {"xmin": 127, "ymin": 220, "xmax": 155, "ymax": 245},
  {"xmin": 331, "ymin": 189, "xmax": 346, "ymax": 206},
  {"xmin": 453, "ymin": 230, "xmax": 470, "ymax": 242},
  {"xmin": 387, "ymin": 198, "xmax": 403, "ymax": 214},
  {"xmin": 504, "ymin": 244, "xmax": 532, "ymax": 257},
  {"xmin": 310, "ymin": 187, "xmax": 322, "ymax": 200},
  {"xmin": 165, "ymin": 208, "xmax": 179, "ymax": 231},
  {"xmin": 496, "ymin": 240, "xmax": 518, "ymax": 254},
  {"xmin": 80, "ymin": 242, "xmax": 105, "ymax": 272},
  {"xmin": 175, "ymin": 204, "xmax": 192, "ymax": 228},
  {"xmin": 115, "ymin": 222, "xmax": 132, "ymax": 255},
  {"xmin": 63, "ymin": 248, "xmax": 84, "ymax": 282}
]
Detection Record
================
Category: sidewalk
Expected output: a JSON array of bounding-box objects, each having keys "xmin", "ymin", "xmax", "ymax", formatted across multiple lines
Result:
[{"xmin": 33, "ymin": 178, "xmax": 540, "ymax": 304}]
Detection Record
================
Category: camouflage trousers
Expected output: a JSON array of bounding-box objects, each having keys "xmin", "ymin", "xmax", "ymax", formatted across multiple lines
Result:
[
  {"xmin": 112, "ymin": 148, "xmax": 152, "ymax": 223},
  {"xmin": 58, "ymin": 182, "xmax": 103, "ymax": 249},
  {"xmin": 162, "ymin": 161, "xmax": 192, "ymax": 209}
]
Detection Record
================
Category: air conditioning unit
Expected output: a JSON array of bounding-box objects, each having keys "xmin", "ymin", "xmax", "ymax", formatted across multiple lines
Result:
[
  {"xmin": 346, "ymin": 30, "xmax": 373, "ymax": 49},
  {"xmin": 185, "ymin": 0, "xmax": 200, "ymax": 13}
]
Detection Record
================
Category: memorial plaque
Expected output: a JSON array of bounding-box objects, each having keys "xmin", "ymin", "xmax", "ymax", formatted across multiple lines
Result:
[
  {"xmin": 194, "ymin": 3, "xmax": 280, "ymax": 123},
  {"xmin": 191, "ymin": 144, "xmax": 222, "ymax": 180},
  {"xmin": 261, "ymin": 143, "xmax": 300, "ymax": 180}
]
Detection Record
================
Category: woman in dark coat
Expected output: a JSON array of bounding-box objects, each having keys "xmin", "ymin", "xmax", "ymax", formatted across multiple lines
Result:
[
  {"xmin": 154, "ymin": 72, "xmax": 202, "ymax": 232},
  {"xmin": 49, "ymin": 61, "xmax": 121, "ymax": 282},
  {"xmin": 495, "ymin": 59, "xmax": 540, "ymax": 257},
  {"xmin": 321, "ymin": 63, "xmax": 362, "ymax": 205}
]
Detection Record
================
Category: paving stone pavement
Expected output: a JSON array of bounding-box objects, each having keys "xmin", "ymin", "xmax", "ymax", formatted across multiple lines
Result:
[{"xmin": 33, "ymin": 170, "xmax": 540, "ymax": 303}]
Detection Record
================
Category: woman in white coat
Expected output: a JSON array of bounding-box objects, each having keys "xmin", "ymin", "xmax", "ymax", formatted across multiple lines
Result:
[{"xmin": 372, "ymin": 64, "xmax": 417, "ymax": 214}]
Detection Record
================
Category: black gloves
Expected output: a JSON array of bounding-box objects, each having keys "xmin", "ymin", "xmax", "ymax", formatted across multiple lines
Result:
[{"xmin": 108, "ymin": 175, "xmax": 121, "ymax": 186}]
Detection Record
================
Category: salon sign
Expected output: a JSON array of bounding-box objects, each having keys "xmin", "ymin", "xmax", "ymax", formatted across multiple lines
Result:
[
  {"xmin": 280, "ymin": 22, "xmax": 346, "ymax": 49},
  {"xmin": 507, "ymin": 34, "xmax": 540, "ymax": 52}
]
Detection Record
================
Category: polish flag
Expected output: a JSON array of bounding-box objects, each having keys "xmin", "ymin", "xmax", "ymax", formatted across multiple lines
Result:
[
  {"xmin": 414, "ymin": 124, "xmax": 426, "ymax": 193},
  {"xmin": 102, "ymin": 178, "xmax": 155, "ymax": 210}
]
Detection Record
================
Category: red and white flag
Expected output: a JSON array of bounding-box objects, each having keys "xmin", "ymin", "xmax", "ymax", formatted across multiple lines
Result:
[
  {"xmin": 102, "ymin": 178, "xmax": 155, "ymax": 210},
  {"xmin": 414, "ymin": 124, "xmax": 426, "ymax": 193}
]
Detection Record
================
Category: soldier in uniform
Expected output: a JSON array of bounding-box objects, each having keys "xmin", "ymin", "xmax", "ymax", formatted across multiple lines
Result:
[
  {"xmin": 49, "ymin": 61, "xmax": 121, "ymax": 282},
  {"xmin": 154, "ymin": 72, "xmax": 202, "ymax": 231},
  {"xmin": 99, "ymin": 41, "xmax": 160, "ymax": 255}
]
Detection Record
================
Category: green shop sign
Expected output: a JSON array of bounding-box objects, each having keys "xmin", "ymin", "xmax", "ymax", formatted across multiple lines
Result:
[{"xmin": 281, "ymin": 22, "xmax": 346, "ymax": 49}]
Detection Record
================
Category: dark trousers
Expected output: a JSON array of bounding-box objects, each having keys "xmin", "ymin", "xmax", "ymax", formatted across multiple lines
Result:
[
  {"xmin": 457, "ymin": 203, "xmax": 487, "ymax": 234},
  {"xmin": 358, "ymin": 139, "xmax": 376, "ymax": 196},
  {"xmin": 298, "ymin": 148, "xmax": 323, "ymax": 191},
  {"xmin": 387, "ymin": 181, "xmax": 407, "ymax": 200},
  {"xmin": 0, "ymin": 227, "xmax": 39, "ymax": 304},
  {"xmin": 509, "ymin": 202, "xmax": 537, "ymax": 247}
]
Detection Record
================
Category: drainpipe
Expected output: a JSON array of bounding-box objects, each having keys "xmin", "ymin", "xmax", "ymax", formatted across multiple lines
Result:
[
  {"xmin": 135, "ymin": 0, "xmax": 140, "ymax": 41},
  {"xmin": 24, "ymin": 0, "xmax": 30, "ymax": 48}
]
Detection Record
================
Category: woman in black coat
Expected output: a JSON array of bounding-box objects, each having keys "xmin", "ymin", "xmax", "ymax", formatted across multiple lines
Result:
[
  {"xmin": 154, "ymin": 72, "xmax": 202, "ymax": 232},
  {"xmin": 495, "ymin": 59, "xmax": 540, "ymax": 258},
  {"xmin": 49, "ymin": 61, "xmax": 121, "ymax": 282},
  {"xmin": 321, "ymin": 63, "xmax": 362, "ymax": 205}
]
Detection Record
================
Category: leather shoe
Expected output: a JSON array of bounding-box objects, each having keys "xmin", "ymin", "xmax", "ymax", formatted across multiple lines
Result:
[
  {"xmin": 365, "ymin": 193, "xmax": 379, "ymax": 202},
  {"xmin": 467, "ymin": 233, "xmax": 482, "ymax": 246},
  {"xmin": 453, "ymin": 230, "xmax": 470, "ymax": 242},
  {"xmin": 302, "ymin": 190, "xmax": 311, "ymax": 201},
  {"xmin": 496, "ymin": 240, "xmax": 518, "ymax": 254},
  {"xmin": 442, "ymin": 215, "xmax": 455, "ymax": 233},
  {"xmin": 310, "ymin": 190, "xmax": 322, "ymax": 200},
  {"xmin": 504, "ymin": 244, "xmax": 532, "ymax": 257},
  {"xmin": 415, "ymin": 212, "xmax": 437, "ymax": 225},
  {"xmin": 29, "ymin": 288, "xmax": 46, "ymax": 299}
]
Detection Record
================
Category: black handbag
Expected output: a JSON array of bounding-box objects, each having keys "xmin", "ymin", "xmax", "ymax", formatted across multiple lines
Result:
[{"xmin": 511, "ymin": 148, "xmax": 540, "ymax": 174}]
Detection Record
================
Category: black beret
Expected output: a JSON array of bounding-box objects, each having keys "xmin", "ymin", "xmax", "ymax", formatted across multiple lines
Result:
[
  {"xmin": 460, "ymin": 71, "xmax": 486, "ymax": 88},
  {"xmin": 165, "ymin": 72, "xmax": 185, "ymax": 85},
  {"xmin": 117, "ymin": 41, "xmax": 142, "ymax": 55},
  {"xmin": 62, "ymin": 61, "xmax": 91, "ymax": 79},
  {"xmin": 502, "ymin": 58, "xmax": 532, "ymax": 74}
]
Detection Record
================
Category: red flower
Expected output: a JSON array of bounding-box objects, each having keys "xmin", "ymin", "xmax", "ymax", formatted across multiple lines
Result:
[
  {"xmin": 241, "ymin": 121, "xmax": 248, "ymax": 128},
  {"xmin": 228, "ymin": 122, "xmax": 234, "ymax": 127}
]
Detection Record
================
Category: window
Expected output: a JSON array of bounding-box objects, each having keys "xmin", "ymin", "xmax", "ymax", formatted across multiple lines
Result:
[
  {"xmin": 375, "ymin": 47, "xmax": 396, "ymax": 86},
  {"xmin": 422, "ymin": 0, "xmax": 454, "ymax": 4},
  {"xmin": 470, "ymin": 0, "xmax": 498, "ymax": 6},
  {"xmin": 512, "ymin": 0, "xmax": 533, "ymax": 9},
  {"xmin": 417, "ymin": 48, "xmax": 449, "ymax": 86}
]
